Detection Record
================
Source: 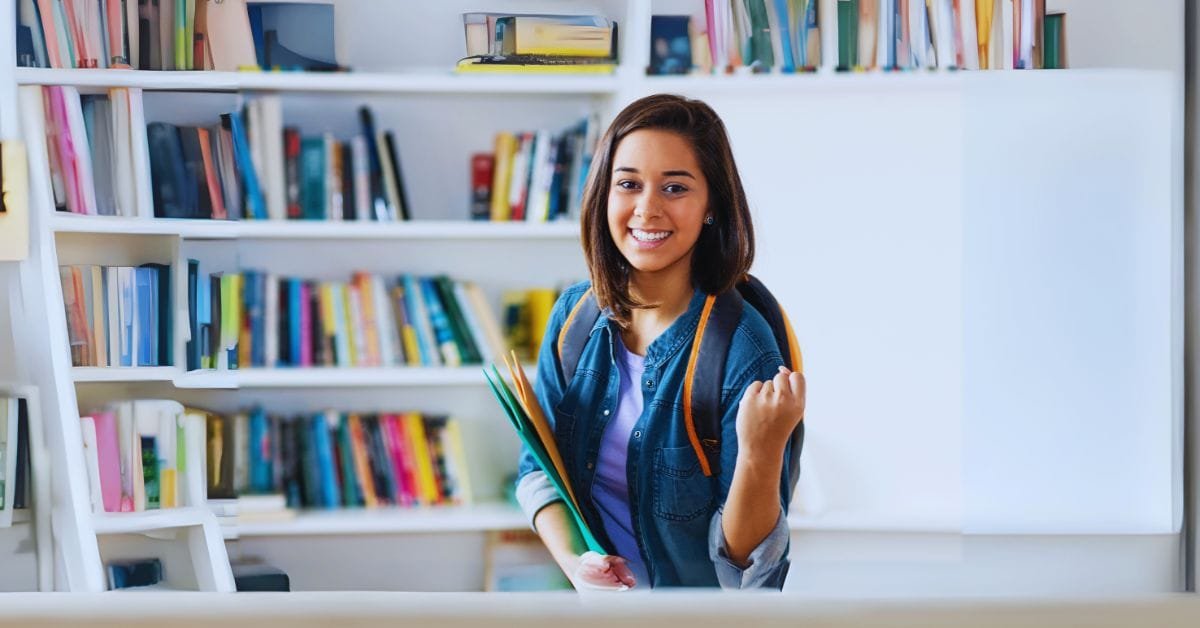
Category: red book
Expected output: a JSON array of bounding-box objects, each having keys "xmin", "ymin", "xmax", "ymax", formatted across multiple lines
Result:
[
  {"xmin": 284, "ymin": 128, "xmax": 302, "ymax": 219},
  {"xmin": 196, "ymin": 128, "xmax": 228, "ymax": 219},
  {"xmin": 300, "ymin": 281, "xmax": 313, "ymax": 366},
  {"xmin": 470, "ymin": 153, "xmax": 493, "ymax": 221}
]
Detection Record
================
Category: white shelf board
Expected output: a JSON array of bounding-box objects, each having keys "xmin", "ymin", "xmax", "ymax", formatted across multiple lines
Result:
[
  {"xmin": 92, "ymin": 506, "xmax": 214, "ymax": 535},
  {"xmin": 232, "ymin": 367, "xmax": 504, "ymax": 388},
  {"xmin": 49, "ymin": 215, "xmax": 580, "ymax": 241},
  {"xmin": 235, "ymin": 503, "xmax": 527, "ymax": 536},
  {"xmin": 73, "ymin": 367, "xmax": 179, "ymax": 383},
  {"xmin": 15, "ymin": 68, "xmax": 619, "ymax": 95}
]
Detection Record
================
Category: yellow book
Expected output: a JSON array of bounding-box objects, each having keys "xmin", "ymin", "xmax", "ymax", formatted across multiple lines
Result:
[
  {"xmin": 0, "ymin": 140, "xmax": 30, "ymax": 261},
  {"xmin": 354, "ymin": 273, "xmax": 381, "ymax": 366},
  {"xmin": 977, "ymin": 0, "xmax": 995, "ymax": 69},
  {"xmin": 443, "ymin": 418, "xmax": 473, "ymax": 505},
  {"xmin": 490, "ymin": 132, "xmax": 517, "ymax": 221},
  {"xmin": 160, "ymin": 469, "xmax": 177, "ymax": 508},
  {"xmin": 391, "ymin": 285, "xmax": 422, "ymax": 366},
  {"xmin": 456, "ymin": 59, "xmax": 616, "ymax": 74},
  {"xmin": 506, "ymin": 19, "xmax": 613, "ymax": 57},
  {"xmin": 403, "ymin": 413, "xmax": 440, "ymax": 505},
  {"xmin": 340, "ymin": 283, "xmax": 359, "ymax": 367},
  {"xmin": 526, "ymin": 288, "xmax": 557, "ymax": 359}
]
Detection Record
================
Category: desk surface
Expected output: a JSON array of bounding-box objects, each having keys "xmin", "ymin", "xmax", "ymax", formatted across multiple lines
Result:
[{"xmin": 1, "ymin": 593, "xmax": 1198, "ymax": 628}]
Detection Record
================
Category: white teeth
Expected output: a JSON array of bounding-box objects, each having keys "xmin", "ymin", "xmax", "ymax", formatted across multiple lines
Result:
[{"xmin": 632, "ymin": 229, "xmax": 670, "ymax": 242}]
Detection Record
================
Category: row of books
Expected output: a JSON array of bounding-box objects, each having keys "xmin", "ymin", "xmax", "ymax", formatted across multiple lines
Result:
[
  {"xmin": 186, "ymin": 263, "xmax": 559, "ymax": 371},
  {"xmin": 458, "ymin": 13, "xmax": 618, "ymax": 74},
  {"xmin": 78, "ymin": 400, "xmax": 206, "ymax": 513},
  {"xmin": 665, "ymin": 1, "xmax": 1066, "ymax": 75},
  {"xmin": 1, "ymin": 396, "xmax": 32, "ymax": 511},
  {"xmin": 470, "ymin": 115, "xmax": 598, "ymax": 223},
  {"xmin": 208, "ymin": 409, "xmax": 472, "ymax": 510},
  {"xmin": 39, "ymin": 86, "xmax": 144, "ymax": 217},
  {"xmin": 16, "ymin": 1, "xmax": 340, "ymax": 72},
  {"xmin": 60, "ymin": 263, "xmax": 171, "ymax": 368},
  {"xmin": 150, "ymin": 99, "xmax": 410, "ymax": 222}
]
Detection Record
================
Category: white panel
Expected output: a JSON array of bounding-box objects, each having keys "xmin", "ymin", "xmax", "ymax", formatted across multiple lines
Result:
[
  {"xmin": 692, "ymin": 87, "xmax": 965, "ymax": 529},
  {"xmin": 961, "ymin": 72, "xmax": 1177, "ymax": 533}
]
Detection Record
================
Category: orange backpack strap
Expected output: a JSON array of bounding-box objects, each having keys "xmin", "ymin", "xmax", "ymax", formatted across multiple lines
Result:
[
  {"xmin": 556, "ymin": 288, "xmax": 601, "ymax": 384},
  {"xmin": 683, "ymin": 290, "xmax": 744, "ymax": 477}
]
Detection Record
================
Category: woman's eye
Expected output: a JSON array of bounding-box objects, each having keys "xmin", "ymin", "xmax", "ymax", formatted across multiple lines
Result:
[
  {"xmin": 616, "ymin": 180, "xmax": 640, "ymax": 190},
  {"xmin": 663, "ymin": 184, "xmax": 688, "ymax": 195}
]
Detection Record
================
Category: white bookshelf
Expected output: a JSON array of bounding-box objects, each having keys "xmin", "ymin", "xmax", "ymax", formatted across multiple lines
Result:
[{"xmin": 2, "ymin": 0, "xmax": 1181, "ymax": 596}]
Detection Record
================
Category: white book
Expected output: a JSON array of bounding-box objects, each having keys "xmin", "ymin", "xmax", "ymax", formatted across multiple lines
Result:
[
  {"xmin": 264, "ymin": 274, "xmax": 279, "ymax": 367},
  {"xmin": 114, "ymin": 401, "xmax": 136, "ymax": 511},
  {"xmin": 330, "ymin": 282, "xmax": 353, "ymax": 368},
  {"xmin": 876, "ymin": 0, "xmax": 891, "ymax": 68},
  {"xmin": 1018, "ymin": 0, "xmax": 1033, "ymax": 68},
  {"xmin": 453, "ymin": 281, "xmax": 492, "ymax": 365},
  {"xmin": 376, "ymin": 132, "xmax": 401, "ymax": 221},
  {"xmin": 80, "ymin": 416, "xmax": 104, "ymax": 514},
  {"xmin": 124, "ymin": 0, "xmax": 138, "ymax": 69},
  {"xmin": 463, "ymin": 282, "xmax": 506, "ymax": 361},
  {"xmin": 351, "ymin": 136, "xmax": 371, "ymax": 221},
  {"xmin": 232, "ymin": 413, "xmax": 249, "ymax": 495},
  {"xmin": 159, "ymin": 0, "xmax": 175, "ymax": 69},
  {"xmin": 934, "ymin": 0, "xmax": 956, "ymax": 68},
  {"xmin": 506, "ymin": 134, "xmax": 530, "ymax": 219},
  {"xmin": 247, "ymin": 101, "xmax": 267, "ymax": 201},
  {"xmin": 326, "ymin": 134, "xmax": 342, "ymax": 221},
  {"xmin": 182, "ymin": 412, "xmax": 207, "ymax": 508},
  {"xmin": 997, "ymin": 0, "xmax": 1013, "ymax": 70},
  {"xmin": 525, "ymin": 131, "xmax": 552, "ymax": 223},
  {"xmin": 819, "ymin": 0, "xmax": 838, "ymax": 71},
  {"xmin": 105, "ymin": 267, "xmax": 120, "ymax": 367},
  {"xmin": 372, "ymin": 276, "xmax": 399, "ymax": 367},
  {"xmin": 259, "ymin": 96, "xmax": 287, "ymax": 220},
  {"xmin": 109, "ymin": 89, "xmax": 135, "ymax": 217},
  {"xmin": 127, "ymin": 89, "xmax": 155, "ymax": 218},
  {"xmin": 960, "ymin": 0, "xmax": 980, "ymax": 70},
  {"xmin": 118, "ymin": 267, "xmax": 134, "ymax": 367}
]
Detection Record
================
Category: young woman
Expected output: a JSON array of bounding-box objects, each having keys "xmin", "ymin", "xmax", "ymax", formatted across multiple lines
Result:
[{"xmin": 515, "ymin": 94, "xmax": 805, "ymax": 590}]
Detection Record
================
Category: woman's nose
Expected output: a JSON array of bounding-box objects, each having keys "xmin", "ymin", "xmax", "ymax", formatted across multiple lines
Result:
[{"xmin": 633, "ymin": 193, "xmax": 661, "ymax": 219}]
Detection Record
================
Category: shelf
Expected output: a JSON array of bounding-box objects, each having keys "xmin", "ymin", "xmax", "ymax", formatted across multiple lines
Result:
[
  {"xmin": 236, "ymin": 503, "xmax": 528, "ymax": 536},
  {"xmin": 230, "ymin": 367, "xmax": 507, "ymax": 388},
  {"xmin": 92, "ymin": 506, "xmax": 214, "ymax": 535},
  {"xmin": 15, "ymin": 68, "xmax": 620, "ymax": 95},
  {"xmin": 73, "ymin": 367, "xmax": 178, "ymax": 383},
  {"xmin": 49, "ymin": 215, "xmax": 580, "ymax": 241}
]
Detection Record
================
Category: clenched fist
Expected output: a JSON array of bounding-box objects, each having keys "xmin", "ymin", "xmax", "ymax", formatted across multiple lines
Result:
[{"xmin": 736, "ymin": 366, "xmax": 806, "ymax": 458}]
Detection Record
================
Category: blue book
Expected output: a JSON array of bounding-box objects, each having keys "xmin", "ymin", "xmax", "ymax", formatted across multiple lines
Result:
[
  {"xmin": 401, "ymin": 275, "xmax": 433, "ymax": 365},
  {"xmin": 288, "ymin": 278, "xmax": 303, "ymax": 366},
  {"xmin": 249, "ymin": 408, "xmax": 272, "ymax": 493},
  {"xmin": 135, "ymin": 267, "xmax": 155, "ymax": 366},
  {"xmin": 311, "ymin": 414, "xmax": 341, "ymax": 508},
  {"xmin": 419, "ymin": 277, "xmax": 460, "ymax": 366},
  {"xmin": 187, "ymin": 260, "xmax": 199, "ymax": 370},
  {"xmin": 224, "ymin": 113, "xmax": 267, "ymax": 220},
  {"xmin": 119, "ymin": 268, "xmax": 135, "ymax": 367},
  {"xmin": 196, "ymin": 270, "xmax": 211, "ymax": 368},
  {"xmin": 249, "ymin": 271, "xmax": 266, "ymax": 367},
  {"xmin": 141, "ymin": 263, "xmax": 172, "ymax": 366},
  {"xmin": 773, "ymin": 0, "xmax": 797, "ymax": 73},
  {"xmin": 337, "ymin": 418, "xmax": 361, "ymax": 507}
]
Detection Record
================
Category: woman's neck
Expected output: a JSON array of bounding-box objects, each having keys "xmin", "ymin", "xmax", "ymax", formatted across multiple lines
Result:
[{"xmin": 622, "ymin": 256, "xmax": 694, "ymax": 355}]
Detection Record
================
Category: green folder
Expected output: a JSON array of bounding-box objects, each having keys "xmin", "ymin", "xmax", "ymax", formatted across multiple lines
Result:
[{"xmin": 483, "ymin": 365, "xmax": 604, "ymax": 553}]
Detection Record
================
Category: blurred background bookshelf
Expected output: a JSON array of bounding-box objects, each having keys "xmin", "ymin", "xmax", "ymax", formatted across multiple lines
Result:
[{"xmin": 0, "ymin": 0, "xmax": 1187, "ymax": 595}]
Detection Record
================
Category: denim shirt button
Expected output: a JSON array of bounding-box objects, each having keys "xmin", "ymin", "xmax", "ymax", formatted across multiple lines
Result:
[
  {"xmin": 587, "ymin": 462, "xmax": 594, "ymax": 470},
  {"xmin": 633, "ymin": 431, "xmax": 642, "ymax": 439},
  {"xmin": 645, "ymin": 379, "xmax": 654, "ymax": 388},
  {"xmin": 603, "ymin": 409, "xmax": 610, "ymax": 416}
]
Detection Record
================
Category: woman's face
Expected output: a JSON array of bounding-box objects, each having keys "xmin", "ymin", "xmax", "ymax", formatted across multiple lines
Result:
[{"xmin": 607, "ymin": 129, "xmax": 710, "ymax": 278}]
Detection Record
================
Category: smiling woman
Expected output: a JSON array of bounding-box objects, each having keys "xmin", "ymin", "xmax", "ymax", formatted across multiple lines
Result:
[{"xmin": 515, "ymin": 95, "xmax": 804, "ymax": 591}]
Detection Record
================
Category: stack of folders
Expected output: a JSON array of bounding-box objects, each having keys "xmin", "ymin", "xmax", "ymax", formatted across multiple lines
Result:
[
  {"xmin": 470, "ymin": 114, "xmax": 599, "ymax": 223},
  {"xmin": 15, "ymin": 1, "xmax": 338, "ymax": 72},
  {"xmin": 78, "ymin": 400, "xmax": 208, "ymax": 513},
  {"xmin": 457, "ymin": 13, "xmax": 618, "ymax": 74},
  {"xmin": 484, "ymin": 354, "xmax": 603, "ymax": 553},
  {"xmin": 59, "ymin": 263, "xmax": 171, "ymax": 368},
  {"xmin": 207, "ymin": 409, "xmax": 473, "ymax": 511},
  {"xmin": 186, "ymin": 264, "xmax": 512, "ymax": 372},
  {"xmin": 149, "ymin": 99, "xmax": 410, "ymax": 221}
]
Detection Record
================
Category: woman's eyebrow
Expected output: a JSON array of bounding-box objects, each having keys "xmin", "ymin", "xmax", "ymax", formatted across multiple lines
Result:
[{"xmin": 613, "ymin": 166, "xmax": 696, "ymax": 179}]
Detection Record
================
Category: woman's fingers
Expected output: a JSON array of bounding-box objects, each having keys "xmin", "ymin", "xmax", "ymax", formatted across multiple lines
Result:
[
  {"xmin": 772, "ymin": 369, "xmax": 790, "ymax": 397},
  {"xmin": 788, "ymin": 371, "xmax": 806, "ymax": 401},
  {"xmin": 609, "ymin": 557, "xmax": 637, "ymax": 588}
]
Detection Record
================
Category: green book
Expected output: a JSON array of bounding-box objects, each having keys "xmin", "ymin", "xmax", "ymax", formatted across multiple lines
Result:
[
  {"xmin": 1044, "ymin": 13, "xmax": 1065, "ymax": 69},
  {"xmin": 141, "ymin": 436, "xmax": 159, "ymax": 509},
  {"xmin": 434, "ymin": 276, "xmax": 481, "ymax": 364},
  {"xmin": 837, "ymin": 0, "xmax": 859, "ymax": 70},
  {"xmin": 747, "ymin": 0, "xmax": 776, "ymax": 70}
]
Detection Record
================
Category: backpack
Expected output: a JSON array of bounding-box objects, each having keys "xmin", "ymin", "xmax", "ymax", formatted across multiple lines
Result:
[{"xmin": 555, "ymin": 274, "xmax": 804, "ymax": 493}]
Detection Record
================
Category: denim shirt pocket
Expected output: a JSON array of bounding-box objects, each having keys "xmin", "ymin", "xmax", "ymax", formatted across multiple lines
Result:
[{"xmin": 652, "ymin": 446, "xmax": 716, "ymax": 522}]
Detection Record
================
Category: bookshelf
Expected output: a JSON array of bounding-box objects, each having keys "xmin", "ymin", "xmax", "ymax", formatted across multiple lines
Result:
[{"xmin": 1, "ymin": 0, "xmax": 1180, "ymax": 595}]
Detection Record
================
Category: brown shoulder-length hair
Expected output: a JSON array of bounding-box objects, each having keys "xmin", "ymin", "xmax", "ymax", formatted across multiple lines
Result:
[{"xmin": 580, "ymin": 94, "xmax": 754, "ymax": 327}]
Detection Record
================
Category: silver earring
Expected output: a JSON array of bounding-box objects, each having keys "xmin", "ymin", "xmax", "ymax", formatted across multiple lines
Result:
[{"xmin": 704, "ymin": 215, "xmax": 714, "ymax": 225}]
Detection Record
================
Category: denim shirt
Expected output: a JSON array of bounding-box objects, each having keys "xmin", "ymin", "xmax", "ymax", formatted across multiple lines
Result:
[{"xmin": 515, "ymin": 281, "xmax": 794, "ymax": 589}]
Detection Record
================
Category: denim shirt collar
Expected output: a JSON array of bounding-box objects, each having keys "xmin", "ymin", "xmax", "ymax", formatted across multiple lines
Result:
[{"xmin": 592, "ymin": 286, "xmax": 708, "ymax": 369}]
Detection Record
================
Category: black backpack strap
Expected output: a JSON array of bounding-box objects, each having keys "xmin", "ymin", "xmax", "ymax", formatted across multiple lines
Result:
[
  {"xmin": 683, "ymin": 290, "xmax": 744, "ymax": 477},
  {"xmin": 556, "ymin": 288, "xmax": 601, "ymax": 384},
  {"xmin": 738, "ymin": 274, "xmax": 802, "ymax": 372}
]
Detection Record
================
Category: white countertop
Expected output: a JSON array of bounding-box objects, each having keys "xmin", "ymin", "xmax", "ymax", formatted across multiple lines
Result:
[{"xmin": 0, "ymin": 593, "xmax": 1198, "ymax": 627}]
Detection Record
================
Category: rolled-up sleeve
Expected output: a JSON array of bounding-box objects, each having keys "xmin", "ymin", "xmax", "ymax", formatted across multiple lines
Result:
[
  {"xmin": 516, "ymin": 470, "xmax": 562, "ymax": 530},
  {"xmin": 709, "ymin": 507, "xmax": 790, "ymax": 589}
]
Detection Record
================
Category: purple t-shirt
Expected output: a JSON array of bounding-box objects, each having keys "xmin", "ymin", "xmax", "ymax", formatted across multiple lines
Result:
[{"xmin": 590, "ymin": 336, "xmax": 651, "ymax": 585}]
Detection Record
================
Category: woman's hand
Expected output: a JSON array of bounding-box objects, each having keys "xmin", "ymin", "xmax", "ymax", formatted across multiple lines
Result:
[
  {"xmin": 569, "ymin": 551, "xmax": 637, "ymax": 591},
  {"xmin": 735, "ymin": 366, "xmax": 806, "ymax": 458}
]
